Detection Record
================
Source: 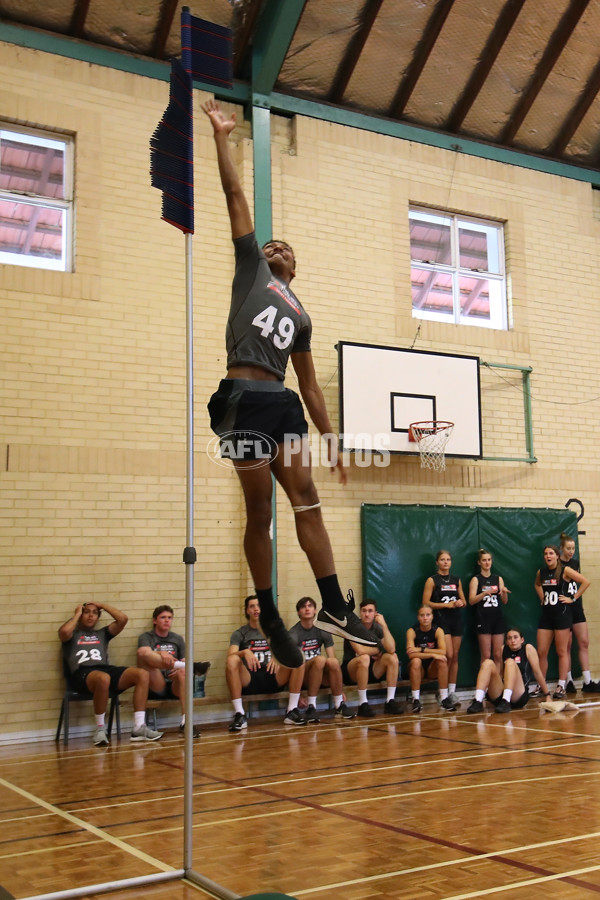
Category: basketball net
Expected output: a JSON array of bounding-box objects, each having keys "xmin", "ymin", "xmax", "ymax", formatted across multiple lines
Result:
[{"xmin": 410, "ymin": 421, "xmax": 454, "ymax": 472}]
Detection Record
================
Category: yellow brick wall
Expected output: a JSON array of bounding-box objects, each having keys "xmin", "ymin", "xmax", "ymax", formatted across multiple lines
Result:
[{"xmin": 1, "ymin": 44, "xmax": 599, "ymax": 740}]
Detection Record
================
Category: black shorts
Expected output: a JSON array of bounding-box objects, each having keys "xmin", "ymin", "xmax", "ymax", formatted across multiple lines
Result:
[
  {"xmin": 434, "ymin": 610, "xmax": 464, "ymax": 638},
  {"xmin": 341, "ymin": 659, "xmax": 385, "ymax": 685},
  {"xmin": 208, "ymin": 379, "xmax": 308, "ymax": 461},
  {"xmin": 538, "ymin": 603, "xmax": 573, "ymax": 631},
  {"xmin": 69, "ymin": 664, "xmax": 128, "ymax": 694},
  {"xmin": 475, "ymin": 606, "xmax": 506, "ymax": 635},
  {"xmin": 242, "ymin": 668, "xmax": 286, "ymax": 694},
  {"xmin": 149, "ymin": 674, "xmax": 176, "ymax": 700},
  {"xmin": 571, "ymin": 602, "xmax": 586, "ymax": 625},
  {"xmin": 488, "ymin": 691, "xmax": 528, "ymax": 710}
]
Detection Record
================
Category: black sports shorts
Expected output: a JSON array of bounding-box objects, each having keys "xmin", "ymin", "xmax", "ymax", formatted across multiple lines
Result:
[
  {"xmin": 242, "ymin": 667, "xmax": 285, "ymax": 694},
  {"xmin": 70, "ymin": 664, "xmax": 128, "ymax": 694}
]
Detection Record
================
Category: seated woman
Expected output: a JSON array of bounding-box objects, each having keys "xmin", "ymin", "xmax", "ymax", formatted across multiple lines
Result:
[
  {"xmin": 406, "ymin": 605, "xmax": 456, "ymax": 712},
  {"xmin": 467, "ymin": 627, "xmax": 551, "ymax": 714}
]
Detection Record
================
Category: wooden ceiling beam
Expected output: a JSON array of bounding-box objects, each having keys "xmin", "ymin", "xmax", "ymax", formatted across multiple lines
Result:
[
  {"xmin": 152, "ymin": 0, "xmax": 179, "ymax": 60},
  {"xmin": 500, "ymin": 0, "xmax": 590, "ymax": 145},
  {"xmin": 549, "ymin": 56, "xmax": 600, "ymax": 157},
  {"xmin": 234, "ymin": 0, "xmax": 264, "ymax": 79},
  {"xmin": 389, "ymin": 0, "xmax": 455, "ymax": 119},
  {"xmin": 69, "ymin": 0, "xmax": 91, "ymax": 39},
  {"xmin": 328, "ymin": 0, "xmax": 384, "ymax": 104},
  {"xmin": 445, "ymin": 0, "xmax": 526, "ymax": 133}
]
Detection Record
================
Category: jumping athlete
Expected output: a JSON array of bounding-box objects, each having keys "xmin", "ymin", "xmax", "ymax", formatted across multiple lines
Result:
[
  {"xmin": 202, "ymin": 99, "xmax": 376, "ymax": 668},
  {"xmin": 422, "ymin": 549, "xmax": 466, "ymax": 706},
  {"xmin": 467, "ymin": 627, "xmax": 550, "ymax": 714},
  {"xmin": 469, "ymin": 548, "xmax": 510, "ymax": 671}
]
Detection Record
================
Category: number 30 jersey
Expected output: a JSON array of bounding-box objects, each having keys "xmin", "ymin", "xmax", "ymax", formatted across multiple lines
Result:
[
  {"xmin": 63, "ymin": 626, "xmax": 113, "ymax": 674},
  {"xmin": 226, "ymin": 232, "xmax": 312, "ymax": 379}
]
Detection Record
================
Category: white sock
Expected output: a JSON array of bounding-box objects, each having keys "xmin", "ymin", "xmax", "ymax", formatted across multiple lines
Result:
[
  {"xmin": 412, "ymin": 690, "xmax": 420, "ymax": 700},
  {"xmin": 558, "ymin": 679, "xmax": 566, "ymax": 688},
  {"xmin": 358, "ymin": 689, "xmax": 368, "ymax": 704},
  {"xmin": 308, "ymin": 696, "xmax": 317, "ymax": 707},
  {"xmin": 386, "ymin": 686, "xmax": 396, "ymax": 702},
  {"xmin": 440, "ymin": 688, "xmax": 449, "ymax": 700},
  {"xmin": 287, "ymin": 692, "xmax": 300, "ymax": 712},
  {"xmin": 333, "ymin": 695, "xmax": 343, "ymax": 708},
  {"xmin": 449, "ymin": 683, "xmax": 456, "ymax": 694},
  {"xmin": 502, "ymin": 689, "xmax": 512, "ymax": 701},
  {"xmin": 567, "ymin": 671, "xmax": 573, "ymax": 682},
  {"xmin": 134, "ymin": 711, "xmax": 145, "ymax": 729},
  {"xmin": 233, "ymin": 698, "xmax": 244, "ymax": 715},
  {"xmin": 180, "ymin": 715, "xmax": 186, "ymax": 727},
  {"xmin": 475, "ymin": 689, "xmax": 485, "ymax": 702},
  {"xmin": 173, "ymin": 660, "xmax": 185, "ymax": 670},
  {"xmin": 95, "ymin": 714, "xmax": 105, "ymax": 727},
  {"xmin": 583, "ymin": 670, "xmax": 591, "ymax": 684}
]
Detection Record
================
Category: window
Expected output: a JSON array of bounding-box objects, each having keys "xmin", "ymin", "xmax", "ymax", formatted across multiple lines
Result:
[
  {"xmin": 0, "ymin": 126, "xmax": 73, "ymax": 271},
  {"xmin": 409, "ymin": 208, "xmax": 506, "ymax": 330}
]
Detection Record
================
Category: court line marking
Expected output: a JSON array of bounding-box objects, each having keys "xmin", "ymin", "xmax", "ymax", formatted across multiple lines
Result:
[
  {"xmin": 0, "ymin": 776, "xmax": 175, "ymax": 873},
  {"xmin": 0, "ymin": 838, "xmax": 105, "ymax": 861},
  {"xmin": 439, "ymin": 862, "xmax": 600, "ymax": 899},
  {"xmin": 292, "ymin": 830, "xmax": 600, "ymax": 895}
]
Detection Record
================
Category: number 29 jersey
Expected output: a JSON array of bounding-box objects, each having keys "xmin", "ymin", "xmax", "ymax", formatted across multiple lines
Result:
[{"xmin": 227, "ymin": 232, "xmax": 312, "ymax": 379}]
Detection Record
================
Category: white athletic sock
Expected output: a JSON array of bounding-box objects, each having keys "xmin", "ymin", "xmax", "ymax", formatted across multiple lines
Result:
[
  {"xmin": 173, "ymin": 660, "xmax": 185, "ymax": 670},
  {"xmin": 558, "ymin": 679, "xmax": 566, "ymax": 688},
  {"xmin": 233, "ymin": 698, "xmax": 244, "ymax": 715},
  {"xmin": 412, "ymin": 690, "xmax": 420, "ymax": 700},
  {"xmin": 386, "ymin": 686, "xmax": 396, "ymax": 702},
  {"xmin": 449, "ymin": 683, "xmax": 456, "ymax": 694},
  {"xmin": 583, "ymin": 670, "xmax": 592, "ymax": 684},
  {"xmin": 180, "ymin": 715, "xmax": 186, "ymax": 727},
  {"xmin": 358, "ymin": 689, "xmax": 368, "ymax": 704},
  {"xmin": 287, "ymin": 692, "xmax": 300, "ymax": 712},
  {"xmin": 475, "ymin": 689, "xmax": 485, "ymax": 702},
  {"xmin": 502, "ymin": 689, "xmax": 512, "ymax": 701},
  {"xmin": 95, "ymin": 714, "xmax": 105, "ymax": 727},
  {"xmin": 440, "ymin": 688, "xmax": 449, "ymax": 700},
  {"xmin": 134, "ymin": 711, "xmax": 145, "ymax": 729},
  {"xmin": 308, "ymin": 696, "xmax": 317, "ymax": 707},
  {"xmin": 567, "ymin": 671, "xmax": 573, "ymax": 682},
  {"xmin": 333, "ymin": 695, "xmax": 344, "ymax": 708}
]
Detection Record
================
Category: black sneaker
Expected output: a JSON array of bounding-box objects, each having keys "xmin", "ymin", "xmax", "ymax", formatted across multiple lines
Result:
[
  {"xmin": 316, "ymin": 606, "xmax": 377, "ymax": 646},
  {"xmin": 440, "ymin": 697, "xmax": 457, "ymax": 711},
  {"xmin": 582, "ymin": 680, "xmax": 600, "ymax": 693},
  {"xmin": 565, "ymin": 679, "xmax": 577, "ymax": 695},
  {"xmin": 411, "ymin": 698, "xmax": 422, "ymax": 713},
  {"xmin": 553, "ymin": 685, "xmax": 566, "ymax": 700},
  {"xmin": 193, "ymin": 660, "xmax": 211, "ymax": 676},
  {"xmin": 259, "ymin": 612, "xmax": 303, "ymax": 668},
  {"xmin": 304, "ymin": 704, "xmax": 320, "ymax": 724},
  {"xmin": 228, "ymin": 712, "xmax": 247, "ymax": 732},
  {"xmin": 357, "ymin": 702, "xmax": 375, "ymax": 718},
  {"xmin": 283, "ymin": 707, "xmax": 307, "ymax": 726},
  {"xmin": 384, "ymin": 698, "xmax": 403, "ymax": 715},
  {"xmin": 495, "ymin": 698, "xmax": 512, "ymax": 714},
  {"xmin": 334, "ymin": 702, "xmax": 356, "ymax": 719},
  {"xmin": 180, "ymin": 722, "xmax": 201, "ymax": 738},
  {"xmin": 529, "ymin": 685, "xmax": 543, "ymax": 698},
  {"xmin": 467, "ymin": 699, "xmax": 484, "ymax": 714}
]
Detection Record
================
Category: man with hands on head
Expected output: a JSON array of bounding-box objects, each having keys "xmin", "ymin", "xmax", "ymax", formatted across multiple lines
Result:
[{"xmin": 59, "ymin": 600, "xmax": 163, "ymax": 746}]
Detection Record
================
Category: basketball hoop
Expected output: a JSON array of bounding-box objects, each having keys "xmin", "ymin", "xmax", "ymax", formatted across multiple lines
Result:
[{"xmin": 409, "ymin": 421, "xmax": 454, "ymax": 471}]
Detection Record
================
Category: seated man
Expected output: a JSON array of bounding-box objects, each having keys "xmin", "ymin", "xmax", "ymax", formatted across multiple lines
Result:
[
  {"xmin": 467, "ymin": 626, "xmax": 551, "ymax": 714},
  {"xmin": 137, "ymin": 604, "xmax": 211, "ymax": 738},
  {"xmin": 406, "ymin": 605, "xmax": 455, "ymax": 712},
  {"xmin": 341, "ymin": 599, "xmax": 403, "ymax": 718},
  {"xmin": 225, "ymin": 595, "xmax": 306, "ymax": 731},
  {"xmin": 59, "ymin": 601, "xmax": 163, "ymax": 746},
  {"xmin": 289, "ymin": 596, "xmax": 355, "ymax": 721}
]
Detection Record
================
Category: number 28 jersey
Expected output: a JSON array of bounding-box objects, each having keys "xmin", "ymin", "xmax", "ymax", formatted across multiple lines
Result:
[
  {"xmin": 63, "ymin": 626, "xmax": 113, "ymax": 674},
  {"xmin": 227, "ymin": 232, "xmax": 312, "ymax": 379}
]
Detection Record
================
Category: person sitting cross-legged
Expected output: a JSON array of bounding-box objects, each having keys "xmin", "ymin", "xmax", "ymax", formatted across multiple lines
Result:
[
  {"xmin": 341, "ymin": 599, "xmax": 403, "ymax": 718},
  {"xmin": 467, "ymin": 627, "xmax": 551, "ymax": 714},
  {"xmin": 406, "ymin": 605, "xmax": 455, "ymax": 712}
]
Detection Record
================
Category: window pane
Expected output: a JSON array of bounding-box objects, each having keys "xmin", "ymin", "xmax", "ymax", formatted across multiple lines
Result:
[
  {"xmin": 0, "ymin": 130, "xmax": 65, "ymax": 199},
  {"xmin": 411, "ymin": 266, "xmax": 454, "ymax": 317},
  {"xmin": 410, "ymin": 212, "xmax": 452, "ymax": 266},
  {"xmin": 0, "ymin": 198, "xmax": 65, "ymax": 269},
  {"xmin": 458, "ymin": 221, "xmax": 501, "ymax": 274},
  {"xmin": 458, "ymin": 275, "xmax": 504, "ymax": 328}
]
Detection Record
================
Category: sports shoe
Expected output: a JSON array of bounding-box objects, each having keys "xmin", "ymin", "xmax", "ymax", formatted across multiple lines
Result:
[
  {"xmin": 283, "ymin": 707, "xmax": 307, "ymax": 726},
  {"xmin": 193, "ymin": 660, "xmax": 211, "ymax": 676},
  {"xmin": 304, "ymin": 704, "xmax": 320, "ymax": 724},
  {"xmin": 494, "ymin": 698, "xmax": 512, "ymax": 714},
  {"xmin": 131, "ymin": 724, "xmax": 163, "ymax": 742},
  {"xmin": 384, "ymin": 698, "xmax": 403, "ymax": 715},
  {"xmin": 411, "ymin": 698, "xmax": 422, "ymax": 713},
  {"xmin": 334, "ymin": 702, "xmax": 355, "ymax": 719},
  {"xmin": 553, "ymin": 685, "xmax": 566, "ymax": 700},
  {"xmin": 316, "ymin": 606, "xmax": 377, "ymax": 647},
  {"xmin": 440, "ymin": 697, "xmax": 457, "ymax": 711},
  {"xmin": 179, "ymin": 722, "xmax": 201, "ymax": 738},
  {"xmin": 93, "ymin": 726, "xmax": 108, "ymax": 746},
  {"xmin": 357, "ymin": 702, "xmax": 375, "ymax": 718},
  {"xmin": 259, "ymin": 612, "xmax": 303, "ymax": 669},
  {"xmin": 467, "ymin": 699, "xmax": 484, "ymax": 714},
  {"xmin": 582, "ymin": 680, "xmax": 600, "ymax": 693},
  {"xmin": 448, "ymin": 692, "xmax": 461, "ymax": 707},
  {"xmin": 565, "ymin": 679, "xmax": 577, "ymax": 695},
  {"xmin": 529, "ymin": 684, "xmax": 543, "ymax": 698},
  {"xmin": 228, "ymin": 712, "xmax": 247, "ymax": 732}
]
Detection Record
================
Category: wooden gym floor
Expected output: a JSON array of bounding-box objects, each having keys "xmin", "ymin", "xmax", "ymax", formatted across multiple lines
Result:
[{"xmin": 2, "ymin": 698, "xmax": 600, "ymax": 900}]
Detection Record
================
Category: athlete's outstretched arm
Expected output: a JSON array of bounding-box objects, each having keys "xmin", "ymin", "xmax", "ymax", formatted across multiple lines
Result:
[{"xmin": 202, "ymin": 99, "xmax": 253, "ymax": 240}]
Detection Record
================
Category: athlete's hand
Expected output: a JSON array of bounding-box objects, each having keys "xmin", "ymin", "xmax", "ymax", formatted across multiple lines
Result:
[
  {"xmin": 266, "ymin": 659, "xmax": 280, "ymax": 675},
  {"xmin": 559, "ymin": 594, "xmax": 573, "ymax": 604},
  {"xmin": 201, "ymin": 99, "xmax": 236, "ymax": 137},
  {"xmin": 159, "ymin": 651, "xmax": 175, "ymax": 671},
  {"xmin": 455, "ymin": 598, "xmax": 466, "ymax": 608},
  {"xmin": 243, "ymin": 649, "xmax": 260, "ymax": 671}
]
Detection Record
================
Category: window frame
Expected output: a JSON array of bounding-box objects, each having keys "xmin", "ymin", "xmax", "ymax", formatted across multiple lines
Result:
[
  {"xmin": 409, "ymin": 206, "xmax": 507, "ymax": 331},
  {"xmin": 0, "ymin": 124, "xmax": 74, "ymax": 272}
]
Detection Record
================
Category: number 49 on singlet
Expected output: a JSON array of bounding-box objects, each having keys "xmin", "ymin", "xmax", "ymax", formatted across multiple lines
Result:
[{"xmin": 252, "ymin": 305, "xmax": 294, "ymax": 350}]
